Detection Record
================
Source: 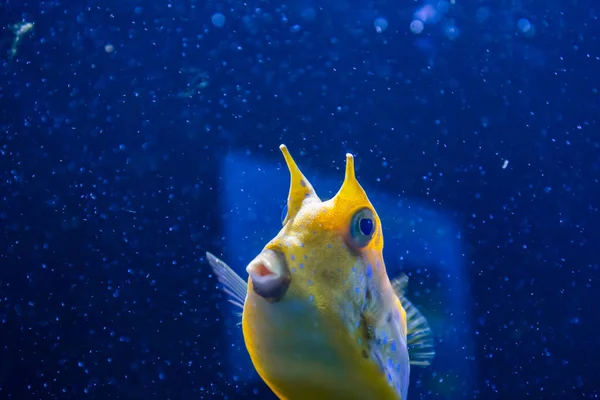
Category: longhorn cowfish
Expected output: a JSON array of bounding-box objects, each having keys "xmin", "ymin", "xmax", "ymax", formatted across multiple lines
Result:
[{"xmin": 206, "ymin": 145, "xmax": 435, "ymax": 400}]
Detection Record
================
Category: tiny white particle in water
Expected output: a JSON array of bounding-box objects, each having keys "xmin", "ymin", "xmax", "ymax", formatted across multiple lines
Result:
[
  {"xmin": 105, "ymin": 44, "xmax": 114, "ymax": 53},
  {"xmin": 374, "ymin": 17, "xmax": 388, "ymax": 33},
  {"xmin": 442, "ymin": 21, "xmax": 460, "ymax": 40},
  {"xmin": 410, "ymin": 19, "xmax": 424, "ymax": 34},
  {"xmin": 502, "ymin": 160, "xmax": 509, "ymax": 169},
  {"xmin": 517, "ymin": 18, "xmax": 531, "ymax": 33},
  {"xmin": 211, "ymin": 13, "xmax": 226, "ymax": 28}
]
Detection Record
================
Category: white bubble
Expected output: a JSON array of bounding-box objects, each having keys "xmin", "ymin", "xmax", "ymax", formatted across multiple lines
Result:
[
  {"xmin": 442, "ymin": 21, "xmax": 460, "ymax": 40},
  {"xmin": 211, "ymin": 13, "xmax": 226, "ymax": 28},
  {"xmin": 414, "ymin": 5, "xmax": 438, "ymax": 24},
  {"xmin": 374, "ymin": 17, "xmax": 388, "ymax": 33},
  {"xmin": 517, "ymin": 18, "xmax": 531, "ymax": 33},
  {"xmin": 410, "ymin": 19, "xmax": 424, "ymax": 34}
]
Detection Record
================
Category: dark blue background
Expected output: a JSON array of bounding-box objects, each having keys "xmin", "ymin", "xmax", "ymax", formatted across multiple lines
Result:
[{"xmin": 1, "ymin": 0, "xmax": 599, "ymax": 398}]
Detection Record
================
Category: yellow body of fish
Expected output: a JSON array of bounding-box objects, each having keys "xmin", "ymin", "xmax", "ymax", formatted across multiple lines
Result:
[{"xmin": 207, "ymin": 145, "xmax": 434, "ymax": 400}]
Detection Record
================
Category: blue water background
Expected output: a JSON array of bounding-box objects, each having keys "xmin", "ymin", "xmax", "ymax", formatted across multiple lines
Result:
[{"xmin": 1, "ymin": 0, "xmax": 599, "ymax": 398}]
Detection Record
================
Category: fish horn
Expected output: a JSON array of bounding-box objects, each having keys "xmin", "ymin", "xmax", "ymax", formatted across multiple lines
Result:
[
  {"xmin": 333, "ymin": 153, "xmax": 368, "ymax": 202},
  {"xmin": 279, "ymin": 144, "xmax": 319, "ymax": 225}
]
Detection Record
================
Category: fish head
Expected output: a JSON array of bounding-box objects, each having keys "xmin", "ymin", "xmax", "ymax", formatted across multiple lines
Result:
[{"xmin": 244, "ymin": 145, "xmax": 386, "ymax": 308}]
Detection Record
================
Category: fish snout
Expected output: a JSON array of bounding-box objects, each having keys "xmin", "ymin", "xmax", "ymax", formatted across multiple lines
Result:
[{"xmin": 246, "ymin": 250, "xmax": 291, "ymax": 302}]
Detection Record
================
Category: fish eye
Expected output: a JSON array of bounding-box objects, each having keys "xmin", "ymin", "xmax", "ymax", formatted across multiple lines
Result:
[
  {"xmin": 281, "ymin": 203, "xmax": 288, "ymax": 226},
  {"xmin": 350, "ymin": 208, "xmax": 376, "ymax": 247}
]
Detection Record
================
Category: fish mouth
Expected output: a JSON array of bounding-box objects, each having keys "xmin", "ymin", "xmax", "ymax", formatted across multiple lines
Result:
[{"xmin": 246, "ymin": 249, "xmax": 291, "ymax": 303}]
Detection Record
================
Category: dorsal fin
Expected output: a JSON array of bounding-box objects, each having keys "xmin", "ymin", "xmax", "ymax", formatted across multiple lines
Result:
[
  {"xmin": 205, "ymin": 252, "xmax": 248, "ymax": 311},
  {"xmin": 392, "ymin": 273, "xmax": 436, "ymax": 367}
]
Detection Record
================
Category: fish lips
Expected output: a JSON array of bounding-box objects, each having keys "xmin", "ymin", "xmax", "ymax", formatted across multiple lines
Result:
[{"xmin": 246, "ymin": 249, "xmax": 291, "ymax": 303}]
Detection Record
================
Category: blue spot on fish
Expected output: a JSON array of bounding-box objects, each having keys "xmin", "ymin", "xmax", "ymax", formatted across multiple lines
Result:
[
  {"xmin": 299, "ymin": 263, "xmax": 304, "ymax": 269},
  {"xmin": 309, "ymin": 295, "xmax": 314, "ymax": 302},
  {"xmin": 292, "ymin": 267, "xmax": 297, "ymax": 273},
  {"xmin": 327, "ymin": 243, "xmax": 332, "ymax": 248},
  {"xmin": 290, "ymin": 255, "xmax": 295, "ymax": 261},
  {"xmin": 366, "ymin": 264, "xmax": 373, "ymax": 278},
  {"xmin": 391, "ymin": 342, "xmax": 397, "ymax": 352},
  {"xmin": 308, "ymin": 279, "xmax": 313, "ymax": 285}
]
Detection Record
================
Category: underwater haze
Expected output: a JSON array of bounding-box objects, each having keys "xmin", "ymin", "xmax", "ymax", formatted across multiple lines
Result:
[{"xmin": 1, "ymin": 0, "xmax": 599, "ymax": 399}]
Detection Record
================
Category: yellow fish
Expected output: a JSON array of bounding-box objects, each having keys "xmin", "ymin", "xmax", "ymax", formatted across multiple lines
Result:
[{"xmin": 206, "ymin": 145, "xmax": 435, "ymax": 400}]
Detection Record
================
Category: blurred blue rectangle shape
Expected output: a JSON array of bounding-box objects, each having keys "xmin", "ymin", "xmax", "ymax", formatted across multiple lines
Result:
[{"xmin": 216, "ymin": 150, "xmax": 476, "ymax": 398}]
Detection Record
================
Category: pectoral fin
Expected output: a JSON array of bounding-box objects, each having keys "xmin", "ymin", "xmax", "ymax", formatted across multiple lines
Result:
[
  {"xmin": 205, "ymin": 252, "xmax": 248, "ymax": 311},
  {"xmin": 392, "ymin": 273, "xmax": 436, "ymax": 367}
]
